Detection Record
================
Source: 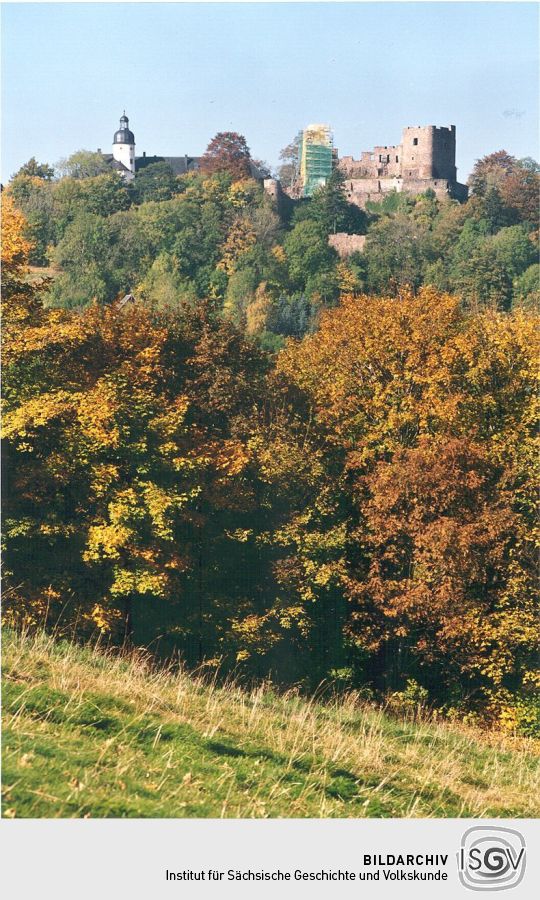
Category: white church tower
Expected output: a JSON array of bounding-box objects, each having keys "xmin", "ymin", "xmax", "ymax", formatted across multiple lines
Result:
[{"xmin": 112, "ymin": 112, "xmax": 135, "ymax": 177}]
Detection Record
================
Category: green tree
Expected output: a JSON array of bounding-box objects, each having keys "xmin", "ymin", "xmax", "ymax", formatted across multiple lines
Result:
[
  {"xmin": 11, "ymin": 156, "xmax": 55, "ymax": 181},
  {"xmin": 513, "ymin": 264, "xmax": 540, "ymax": 309},
  {"xmin": 307, "ymin": 168, "xmax": 367, "ymax": 235},
  {"xmin": 132, "ymin": 162, "xmax": 178, "ymax": 204},
  {"xmin": 6, "ymin": 175, "xmax": 55, "ymax": 265},
  {"xmin": 57, "ymin": 150, "xmax": 110, "ymax": 179},
  {"xmin": 491, "ymin": 225, "xmax": 537, "ymax": 280},
  {"xmin": 479, "ymin": 187, "xmax": 513, "ymax": 232},
  {"xmin": 364, "ymin": 213, "xmax": 427, "ymax": 293},
  {"xmin": 223, "ymin": 268, "xmax": 258, "ymax": 325},
  {"xmin": 283, "ymin": 220, "xmax": 338, "ymax": 293},
  {"xmin": 137, "ymin": 253, "xmax": 198, "ymax": 311},
  {"xmin": 81, "ymin": 173, "xmax": 132, "ymax": 217},
  {"xmin": 453, "ymin": 243, "xmax": 513, "ymax": 310},
  {"xmin": 449, "ymin": 222, "xmax": 536, "ymax": 309},
  {"xmin": 106, "ymin": 208, "xmax": 155, "ymax": 289},
  {"xmin": 49, "ymin": 212, "xmax": 117, "ymax": 306},
  {"xmin": 49, "ymin": 177, "xmax": 87, "ymax": 238}
]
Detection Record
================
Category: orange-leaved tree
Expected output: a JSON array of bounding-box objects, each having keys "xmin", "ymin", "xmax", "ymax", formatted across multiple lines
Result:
[
  {"xmin": 200, "ymin": 132, "xmax": 252, "ymax": 181},
  {"xmin": 257, "ymin": 288, "xmax": 539, "ymax": 712}
]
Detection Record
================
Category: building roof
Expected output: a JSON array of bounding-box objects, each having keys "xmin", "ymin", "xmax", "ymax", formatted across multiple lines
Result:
[
  {"xmin": 113, "ymin": 113, "xmax": 135, "ymax": 146},
  {"xmin": 249, "ymin": 160, "xmax": 269, "ymax": 180},
  {"xmin": 135, "ymin": 155, "xmax": 200, "ymax": 175},
  {"xmin": 110, "ymin": 157, "xmax": 131, "ymax": 173},
  {"xmin": 117, "ymin": 293, "xmax": 137, "ymax": 309},
  {"xmin": 102, "ymin": 151, "xmax": 268, "ymax": 181},
  {"xmin": 114, "ymin": 128, "xmax": 135, "ymax": 145},
  {"xmin": 135, "ymin": 155, "xmax": 268, "ymax": 180}
]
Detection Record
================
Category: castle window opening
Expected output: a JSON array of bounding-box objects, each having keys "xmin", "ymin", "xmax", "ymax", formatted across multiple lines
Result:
[{"xmin": 413, "ymin": 138, "xmax": 418, "ymax": 145}]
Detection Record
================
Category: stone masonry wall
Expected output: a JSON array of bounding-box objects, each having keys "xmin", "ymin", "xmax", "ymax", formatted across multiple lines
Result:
[
  {"xmin": 338, "ymin": 125, "xmax": 458, "ymax": 186},
  {"xmin": 328, "ymin": 233, "xmax": 367, "ymax": 257},
  {"xmin": 401, "ymin": 126, "xmax": 456, "ymax": 180},
  {"xmin": 343, "ymin": 176, "xmax": 467, "ymax": 209}
]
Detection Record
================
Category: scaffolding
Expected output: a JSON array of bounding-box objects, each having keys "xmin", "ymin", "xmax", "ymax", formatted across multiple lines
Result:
[{"xmin": 300, "ymin": 124, "xmax": 333, "ymax": 197}]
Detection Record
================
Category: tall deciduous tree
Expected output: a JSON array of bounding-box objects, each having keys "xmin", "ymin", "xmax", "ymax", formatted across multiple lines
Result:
[
  {"xmin": 11, "ymin": 157, "xmax": 55, "ymax": 181},
  {"xmin": 261, "ymin": 288, "xmax": 539, "ymax": 703},
  {"xmin": 200, "ymin": 132, "xmax": 252, "ymax": 180},
  {"xmin": 278, "ymin": 135, "xmax": 301, "ymax": 190},
  {"xmin": 469, "ymin": 150, "xmax": 540, "ymax": 227},
  {"xmin": 3, "ymin": 196, "xmax": 272, "ymax": 660},
  {"xmin": 132, "ymin": 162, "xmax": 178, "ymax": 204},
  {"xmin": 56, "ymin": 150, "xmax": 110, "ymax": 179}
]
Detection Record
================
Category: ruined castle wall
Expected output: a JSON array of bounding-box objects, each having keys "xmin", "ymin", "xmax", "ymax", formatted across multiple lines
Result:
[
  {"xmin": 344, "ymin": 177, "xmax": 403, "ymax": 205},
  {"xmin": 263, "ymin": 178, "xmax": 294, "ymax": 216},
  {"xmin": 344, "ymin": 176, "xmax": 467, "ymax": 209},
  {"xmin": 328, "ymin": 233, "xmax": 366, "ymax": 257},
  {"xmin": 401, "ymin": 126, "xmax": 456, "ymax": 180},
  {"xmin": 339, "ymin": 144, "xmax": 402, "ymax": 179},
  {"xmin": 401, "ymin": 126, "xmax": 435, "ymax": 178},
  {"xmin": 299, "ymin": 125, "xmax": 465, "ymax": 209},
  {"xmin": 263, "ymin": 178, "xmax": 281, "ymax": 201},
  {"xmin": 431, "ymin": 127, "xmax": 457, "ymax": 180},
  {"xmin": 396, "ymin": 177, "xmax": 454, "ymax": 199}
]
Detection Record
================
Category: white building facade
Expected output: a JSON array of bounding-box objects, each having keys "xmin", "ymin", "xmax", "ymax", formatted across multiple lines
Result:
[{"xmin": 112, "ymin": 112, "xmax": 136, "ymax": 178}]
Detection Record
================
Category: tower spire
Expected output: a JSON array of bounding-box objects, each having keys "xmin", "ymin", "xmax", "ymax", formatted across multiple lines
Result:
[{"xmin": 112, "ymin": 112, "xmax": 136, "ymax": 178}]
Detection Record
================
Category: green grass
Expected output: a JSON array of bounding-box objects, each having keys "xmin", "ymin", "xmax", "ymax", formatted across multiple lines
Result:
[{"xmin": 2, "ymin": 628, "xmax": 539, "ymax": 818}]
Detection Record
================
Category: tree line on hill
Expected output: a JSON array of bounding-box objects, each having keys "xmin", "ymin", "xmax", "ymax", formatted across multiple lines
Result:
[
  {"xmin": 6, "ymin": 135, "xmax": 539, "ymax": 344},
  {"xmin": 2, "ymin": 135, "xmax": 539, "ymax": 734}
]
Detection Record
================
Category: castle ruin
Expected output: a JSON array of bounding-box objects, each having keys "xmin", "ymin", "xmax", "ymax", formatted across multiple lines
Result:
[{"xmin": 338, "ymin": 125, "xmax": 468, "ymax": 207}]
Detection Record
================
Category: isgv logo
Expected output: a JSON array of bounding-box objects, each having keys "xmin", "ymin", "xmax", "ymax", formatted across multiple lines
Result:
[{"xmin": 458, "ymin": 826, "xmax": 526, "ymax": 891}]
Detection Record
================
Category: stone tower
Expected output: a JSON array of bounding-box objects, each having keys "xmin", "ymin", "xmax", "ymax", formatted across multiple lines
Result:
[
  {"xmin": 112, "ymin": 112, "xmax": 136, "ymax": 176},
  {"xmin": 400, "ymin": 125, "xmax": 457, "ymax": 181}
]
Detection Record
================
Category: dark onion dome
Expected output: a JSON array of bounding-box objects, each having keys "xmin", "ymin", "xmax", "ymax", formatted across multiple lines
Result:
[{"xmin": 113, "ymin": 113, "xmax": 135, "ymax": 145}]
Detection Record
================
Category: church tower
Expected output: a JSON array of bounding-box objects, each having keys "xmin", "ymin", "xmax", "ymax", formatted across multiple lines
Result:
[{"xmin": 112, "ymin": 112, "xmax": 136, "ymax": 176}]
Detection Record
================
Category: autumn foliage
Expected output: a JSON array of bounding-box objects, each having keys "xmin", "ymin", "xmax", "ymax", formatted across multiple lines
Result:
[
  {"xmin": 262, "ymin": 290, "xmax": 539, "ymax": 722},
  {"xmin": 2, "ymin": 198, "xmax": 538, "ymax": 729},
  {"xmin": 469, "ymin": 150, "xmax": 540, "ymax": 223},
  {"xmin": 2, "ymin": 196, "xmax": 269, "ymax": 657},
  {"xmin": 200, "ymin": 132, "xmax": 252, "ymax": 180}
]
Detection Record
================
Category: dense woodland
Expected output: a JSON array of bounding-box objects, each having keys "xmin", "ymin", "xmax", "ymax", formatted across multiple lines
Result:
[{"xmin": 3, "ymin": 135, "xmax": 539, "ymax": 734}]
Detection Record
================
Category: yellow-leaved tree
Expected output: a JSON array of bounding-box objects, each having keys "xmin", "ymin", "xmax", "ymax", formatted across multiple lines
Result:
[{"xmin": 2, "ymin": 196, "xmax": 270, "ymax": 659}]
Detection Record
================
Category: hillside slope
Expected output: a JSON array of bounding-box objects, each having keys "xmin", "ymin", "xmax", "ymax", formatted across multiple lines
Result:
[{"xmin": 2, "ymin": 629, "xmax": 539, "ymax": 818}]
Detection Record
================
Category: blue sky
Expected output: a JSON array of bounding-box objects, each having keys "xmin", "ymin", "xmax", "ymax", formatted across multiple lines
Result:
[{"xmin": 2, "ymin": 2, "xmax": 538, "ymax": 182}]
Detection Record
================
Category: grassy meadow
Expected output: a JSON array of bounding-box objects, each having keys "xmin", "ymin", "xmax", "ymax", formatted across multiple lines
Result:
[{"xmin": 2, "ymin": 628, "xmax": 539, "ymax": 819}]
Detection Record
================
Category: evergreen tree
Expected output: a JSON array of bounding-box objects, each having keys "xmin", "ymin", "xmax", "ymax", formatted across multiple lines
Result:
[{"xmin": 309, "ymin": 168, "xmax": 366, "ymax": 235}]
